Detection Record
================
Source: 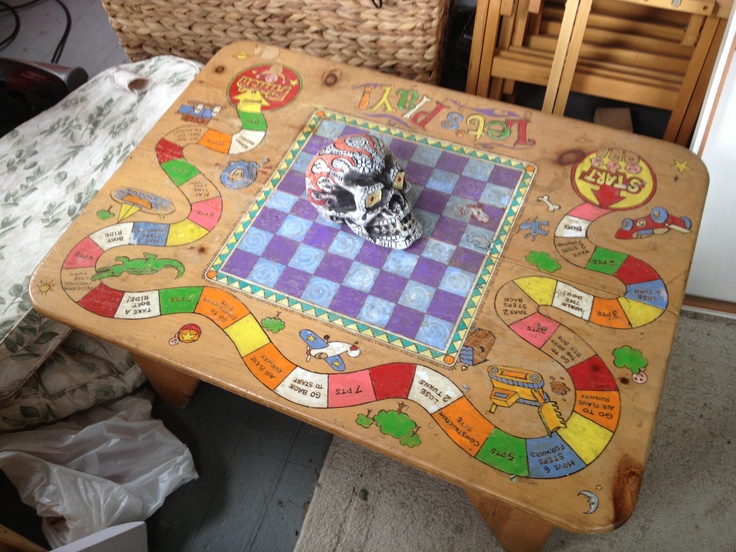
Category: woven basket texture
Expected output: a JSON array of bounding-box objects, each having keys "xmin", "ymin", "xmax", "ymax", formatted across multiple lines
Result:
[{"xmin": 101, "ymin": 0, "xmax": 451, "ymax": 82}]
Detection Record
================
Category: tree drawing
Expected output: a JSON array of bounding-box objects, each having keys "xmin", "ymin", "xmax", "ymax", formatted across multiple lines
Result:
[{"xmin": 356, "ymin": 402, "xmax": 422, "ymax": 448}]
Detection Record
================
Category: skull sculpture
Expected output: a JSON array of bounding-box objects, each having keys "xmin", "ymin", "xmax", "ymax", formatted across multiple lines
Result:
[{"xmin": 305, "ymin": 134, "xmax": 422, "ymax": 249}]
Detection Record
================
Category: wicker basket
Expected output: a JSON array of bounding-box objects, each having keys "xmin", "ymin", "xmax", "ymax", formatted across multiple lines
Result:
[{"xmin": 101, "ymin": 0, "xmax": 451, "ymax": 82}]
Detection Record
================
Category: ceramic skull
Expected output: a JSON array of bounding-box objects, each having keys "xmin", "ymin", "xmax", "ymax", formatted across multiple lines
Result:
[{"xmin": 305, "ymin": 134, "xmax": 422, "ymax": 249}]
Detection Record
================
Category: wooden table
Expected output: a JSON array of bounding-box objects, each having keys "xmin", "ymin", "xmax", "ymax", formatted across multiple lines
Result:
[{"xmin": 30, "ymin": 41, "xmax": 708, "ymax": 551}]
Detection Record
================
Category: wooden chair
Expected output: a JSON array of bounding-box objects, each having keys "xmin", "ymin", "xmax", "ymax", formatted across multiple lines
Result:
[{"xmin": 466, "ymin": 0, "xmax": 729, "ymax": 144}]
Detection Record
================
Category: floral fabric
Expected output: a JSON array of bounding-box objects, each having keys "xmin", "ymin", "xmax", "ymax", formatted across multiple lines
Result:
[{"xmin": 0, "ymin": 56, "xmax": 202, "ymax": 432}]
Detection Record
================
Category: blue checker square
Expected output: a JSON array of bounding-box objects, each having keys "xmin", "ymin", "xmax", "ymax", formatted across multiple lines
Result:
[
  {"xmin": 249, "ymin": 258, "xmax": 285, "ymax": 288},
  {"xmin": 426, "ymin": 168, "xmax": 460, "ymax": 195},
  {"xmin": 288, "ymin": 243, "xmax": 325, "ymax": 273},
  {"xmin": 411, "ymin": 144, "xmax": 443, "ymax": 167},
  {"xmin": 358, "ymin": 295, "xmax": 396, "ymax": 327},
  {"xmin": 383, "ymin": 249, "xmax": 419, "ymax": 278},
  {"xmin": 463, "ymin": 157, "xmax": 495, "ymax": 181},
  {"xmin": 303, "ymin": 276, "xmax": 341, "ymax": 307},
  {"xmin": 414, "ymin": 209, "xmax": 440, "ymax": 237},
  {"xmin": 277, "ymin": 214, "xmax": 312, "ymax": 241},
  {"xmin": 439, "ymin": 266, "xmax": 476, "ymax": 297},
  {"xmin": 399, "ymin": 281, "xmax": 436, "ymax": 312},
  {"xmin": 343, "ymin": 262, "xmax": 381, "ymax": 293},
  {"xmin": 480, "ymin": 183, "xmax": 514, "ymax": 209},
  {"xmin": 329, "ymin": 231, "xmax": 364, "ymax": 259},
  {"xmin": 315, "ymin": 119, "xmax": 346, "ymax": 140},
  {"xmin": 267, "ymin": 189, "xmax": 300, "ymax": 213},
  {"xmin": 236, "ymin": 227, "xmax": 273, "ymax": 256},
  {"xmin": 416, "ymin": 315, "xmax": 455, "ymax": 350},
  {"xmin": 421, "ymin": 238, "xmax": 456, "ymax": 264}
]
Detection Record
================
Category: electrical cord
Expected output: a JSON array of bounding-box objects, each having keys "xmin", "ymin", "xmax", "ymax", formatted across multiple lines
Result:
[{"xmin": 0, "ymin": 0, "xmax": 72, "ymax": 63}]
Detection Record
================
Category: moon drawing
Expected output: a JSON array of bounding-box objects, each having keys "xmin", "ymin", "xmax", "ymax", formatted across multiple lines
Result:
[{"xmin": 578, "ymin": 490, "xmax": 599, "ymax": 514}]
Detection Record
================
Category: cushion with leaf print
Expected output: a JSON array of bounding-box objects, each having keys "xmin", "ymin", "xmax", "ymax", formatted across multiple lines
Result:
[{"xmin": 0, "ymin": 56, "xmax": 202, "ymax": 432}]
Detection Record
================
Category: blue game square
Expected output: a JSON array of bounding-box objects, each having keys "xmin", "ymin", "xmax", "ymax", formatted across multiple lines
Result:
[
  {"xmin": 421, "ymin": 238, "xmax": 456, "ymax": 264},
  {"xmin": 463, "ymin": 157, "xmax": 494, "ymax": 181},
  {"xmin": 383, "ymin": 249, "xmax": 419, "ymax": 278},
  {"xmin": 315, "ymin": 119, "xmax": 346, "ymax": 140},
  {"xmin": 425, "ymin": 168, "xmax": 460, "ymax": 195},
  {"xmin": 414, "ymin": 209, "xmax": 440, "ymax": 237},
  {"xmin": 439, "ymin": 266, "xmax": 476, "ymax": 297},
  {"xmin": 303, "ymin": 276, "xmax": 341, "ymax": 307},
  {"xmin": 289, "ymin": 243, "xmax": 326, "ymax": 273},
  {"xmin": 236, "ymin": 227, "xmax": 274, "ymax": 256},
  {"xmin": 358, "ymin": 295, "xmax": 396, "ymax": 327},
  {"xmin": 410, "ymin": 144, "xmax": 442, "ymax": 167},
  {"xmin": 249, "ymin": 258, "xmax": 286, "ymax": 288},
  {"xmin": 343, "ymin": 262, "xmax": 381, "ymax": 293},
  {"xmin": 268, "ymin": 189, "xmax": 299, "ymax": 213},
  {"xmin": 480, "ymin": 183, "xmax": 514, "ymax": 209},
  {"xmin": 329, "ymin": 231, "xmax": 363, "ymax": 259},
  {"xmin": 277, "ymin": 214, "xmax": 312, "ymax": 242},
  {"xmin": 131, "ymin": 222, "xmax": 169, "ymax": 247},
  {"xmin": 416, "ymin": 314, "xmax": 454, "ymax": 350},
  {"xmin": 398, "ymin": 280, "xmax": 436, "ymax": 312}
]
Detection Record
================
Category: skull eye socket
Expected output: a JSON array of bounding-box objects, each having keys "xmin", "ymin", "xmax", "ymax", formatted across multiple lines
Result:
[
  {"xmin": 365, "ymin": 190, "xmax": 382, "ymax": 209},
  {"xmin": 393, "ymin": 171, "xmax": 405, "ymax": 190}
]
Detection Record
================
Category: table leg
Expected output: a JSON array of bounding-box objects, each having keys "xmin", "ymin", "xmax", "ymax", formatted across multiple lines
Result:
[
  {"xmin": 465, "ymin": 489, "xmax": 556, "ymax": 552},
  {"xmin": 131, "ymin": 353, "xmax": 200, "ymax": 408}
]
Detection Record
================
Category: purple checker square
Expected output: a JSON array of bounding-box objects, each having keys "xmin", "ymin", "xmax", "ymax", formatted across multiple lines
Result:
[
  {"xmin": 405, "ymin": 162, "xmax": 434, "ymax": 187},
  {"xmin": 276, "ymin": 266, "xmax": 312, "ymax": 296},
  {"xmin": 453, "ymin": 176, "xmax": 486, "ymax": 202},
  {"xmin": 221, "ymin": 249, "xmax": 259, "ymax": 279},
  {"xmin": 436, "ymin": 151, "xmax": 468, "ymax": 174},
  {"xmin": 263, "ymin": 234, "xmax": 299, "ymax": 264},
  {"xmin": 252, "ymin": 207, "xmax": 287, "ymax": 233},
  {"xmin": 414, "ymin": 187, "xmax": 450, "ymax": 215},
  {"xmin": 355, "ymin": 242, "xmax": 392, "ymax": 269},
  {"xmin": 371, "ymin": 271, "xmax": 409, "ymax": 303},
  {"xmin": 329, "ymin": 286, "xmax": 368, "ymax": 318},
  {"xmin": 315, "ymin": 252, "xmax": 353, "ymax": 282},
  {"xmin": 389, "ymin": 138, "xmax": 418, "ymax": 162},
  {"xmin": 489, "ymin": 165, "xmax": 523, "ymax": 189},
  {"xmin": 291, "ymin": 197, "xmax": 319, "ymax": 220},
  {"xmin": 384, "ymin": 304, "xmax": 424, "ymax": 339},
  {"xmin": 427, "ymin": 288, "xmax": 468, "ymax": 323},
  {"xmin": 450, "ymin": 246, "xmax": 486, "ymax": 272},
  {"xmin": 303, "ymin": 221, "xmax": 340, "ymax": 249},
  {"xmin": 303, "ymin": 135, "xmax": 331, "ymax": 154},
  {"xmin": 411, "ymin": 257, "xmax": 446, "ymax": 288},
  {"xmin": 277, "ymin": 171, "xmax": 306, "ymax": 196},
  {"xmin": 430, "ymin": 216, "xmax": 467, "ymax": 244}
]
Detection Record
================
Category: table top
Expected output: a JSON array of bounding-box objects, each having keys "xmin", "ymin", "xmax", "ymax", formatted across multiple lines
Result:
[{"xmin": 30, "ymin": 41, "xmax": 709, "ymax": 533}]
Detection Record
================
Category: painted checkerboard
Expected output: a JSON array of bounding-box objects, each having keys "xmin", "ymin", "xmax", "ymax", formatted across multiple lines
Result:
[{"xmin": 207, "ymin": 111, "xmax": 536, "ymax": 362}]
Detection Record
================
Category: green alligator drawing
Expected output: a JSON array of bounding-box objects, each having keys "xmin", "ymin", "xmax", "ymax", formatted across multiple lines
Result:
[{"xmin": 92, "ymin": 252, "xmax": 185, "ymax": 280}]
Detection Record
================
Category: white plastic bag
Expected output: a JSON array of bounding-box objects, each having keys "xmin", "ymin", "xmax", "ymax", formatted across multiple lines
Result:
[{"xmin": 0, "ymin": 395, "xmax": 198, "ymax": 548}]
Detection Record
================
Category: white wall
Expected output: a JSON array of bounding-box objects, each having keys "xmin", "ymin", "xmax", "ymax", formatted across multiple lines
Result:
[{"xmin": 687, "ymin": 4, "xmax": 736, "ymax": 303}]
